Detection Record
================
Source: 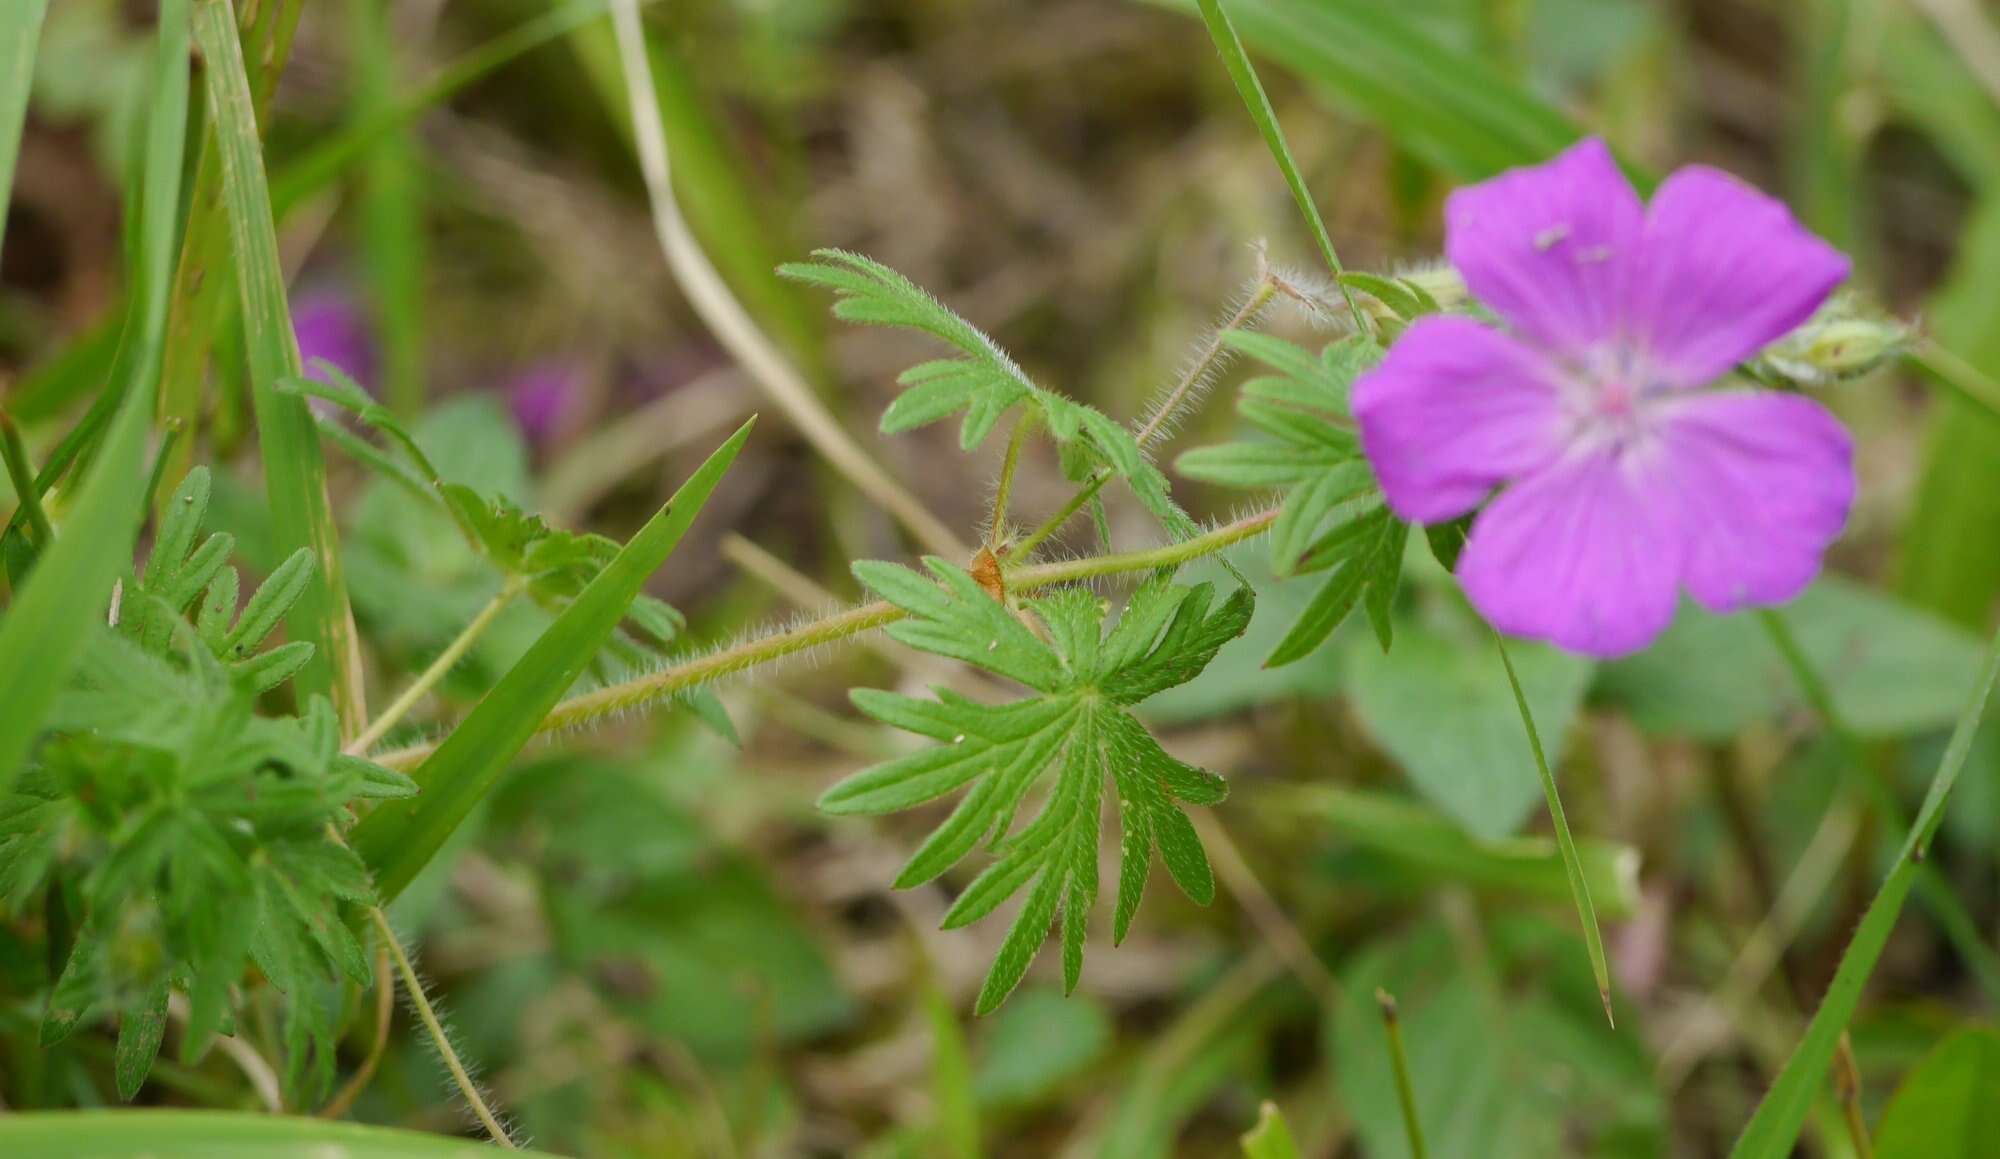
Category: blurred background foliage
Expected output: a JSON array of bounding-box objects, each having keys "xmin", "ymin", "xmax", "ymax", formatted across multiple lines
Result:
[{"xmin": 5, "ymin": 0, "xmax": 2000, "ymax": 1154}]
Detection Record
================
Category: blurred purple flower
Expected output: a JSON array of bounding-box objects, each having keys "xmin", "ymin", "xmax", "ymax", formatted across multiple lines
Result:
[
  {"xmin": 292, "ymin": 290, "xmax": 377, "ymax": 389},
  {"xmin": 507, "ymin": 360, "xmax": 584, "ymax": 444},
  {"xmin": 1352, "ymin": 138, "xmax": 1854, "ymax": 657}
]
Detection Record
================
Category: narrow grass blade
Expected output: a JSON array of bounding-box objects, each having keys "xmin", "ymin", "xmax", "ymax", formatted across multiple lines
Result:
[
  {"xmin": 1758, "ymin": 607, "xmax": 2000, "ymax": 1005},
  {"xmin": 270, "ymin": 0, "xmax": 611, "ymax": 218},
  {"xmin": 1899, "ymin": 200, "xmax": 2000, "ymax": 627},
  {"xmin": 0, "ymin": 0, "xmax": 49, "ymax": 271},
  {"xmin": 1157, "ymin": 0, "xmax": 1584, "ymax": 181},
  {"xmin": 1192, "ymin": 0, "xmax": 1366, "ymax": 333},
  {"xmin": 0, "ymin": 0, "xmax": 190, "ymax": 793},
  {"xmin": 922, "ymin": 975, "xmax": 980, "ymax": 1159},
  {"xmin": 156, "ymin": 0, "xmax": 302, "ymax": 500},
  {"xmin": 194, "ymin": 0, "xmax": 366, "ymax": 733},
  {"xmin": 1730, "ymin": 623, "xmax": 2000, "ymax": 1158},
  {"xmin": 1291, "ymin": 785, "xmax": 1640, "ymax": 917},
  {"xmin": 1495, "ymin": 631, "xmax": 1614, "ymax": 1024},
  {"xmin": 0, "ymin": 1111, "xmax": 543, "ymax": 1157},
  {"xmin": 349, "ymin": 0, "xmax": 428, "ymax": 415},
  {"xmin": 352, "ymin": 419, "xmax": 755, "ymax": 901},
  {"xmin": 0, "ymin": 411, "xmax": 53, "ymax": 548}
]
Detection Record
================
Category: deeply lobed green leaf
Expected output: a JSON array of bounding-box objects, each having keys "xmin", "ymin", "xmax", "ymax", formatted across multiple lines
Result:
[{"xmin": 822, "ymin": 560, "xmax": 1251, "ymax": 1011}]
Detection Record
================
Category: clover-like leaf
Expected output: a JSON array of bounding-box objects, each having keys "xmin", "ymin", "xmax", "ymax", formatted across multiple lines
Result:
[{"xmin": 821, "ymin": 559, "xmax": 1251, "ymax": 1012}]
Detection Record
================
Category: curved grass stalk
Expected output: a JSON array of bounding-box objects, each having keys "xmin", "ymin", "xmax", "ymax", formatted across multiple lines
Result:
[{"xmin": 604, "ymin": 0, "xmax": 965, "ymax": 559}]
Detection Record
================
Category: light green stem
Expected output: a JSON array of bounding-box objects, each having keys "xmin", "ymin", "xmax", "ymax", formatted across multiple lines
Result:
[
  {"xmin": 372, "ymin": 509, "xmax": 1279, "ymax": 770},
  {"xmin": 1192, "ymin": 0, "xmax": 1370, "ymax": 335},
  {"xmin": 989, "ymin": 413, "xmax": 1033, "ymax": 547},
  {"xmin": 346, "ymin": 579, "xmax": 523, "ymax": 756},
  {"xmin": 1755, "ymin": 607, "xmax": 2000, "ymax": 1003},
  {"xmin": 1494, "ymin": 630, "xmax": 1613, "ymax": 1025},
  {"xmin": 1377, "ymin": 989, "xmax": 1428, "ymax": 1159},
  {"xmin": 368, "ymin": 908, "xmax": 514, "ymax": 1148},
  {"xmin": 1014, "ymin": 278, "xmax": 1279, "ymax": 560}
]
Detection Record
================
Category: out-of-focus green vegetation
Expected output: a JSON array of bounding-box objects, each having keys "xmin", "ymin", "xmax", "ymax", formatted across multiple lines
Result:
[{"xmin": 4, "ymin": 1, "xmax": 2000, "ymax": 1156}]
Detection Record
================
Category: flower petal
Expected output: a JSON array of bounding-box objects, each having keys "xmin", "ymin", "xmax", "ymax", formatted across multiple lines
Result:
[
  {"xmin": 1445, "ymin": 137, "xmax": 1642, "ymax": 354},
  {"xmin": 1457, "ymin": 450, "xmax": 1681, "ymax": 658},
  {"xmin": 1625, "ymin": 167, "xmax": 1849, "ymax": 387},
  {"xmin": 1352, "ymin": 316, "xmax": 1569, "ymax": 523},
  {"xmin": 1656, "ymin": 391, "xmax": 1853, "ymax": 612}
]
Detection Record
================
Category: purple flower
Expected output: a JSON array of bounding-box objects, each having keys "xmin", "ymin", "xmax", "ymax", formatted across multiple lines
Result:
[
  {"xmin": 292, "ymin": 291, "xmax": 377, "ymax": 389},
  {"xmin": 1352, "ymin": 139, "xmax": 1854, "ymax": 657},
  {"xmin": 506, "ymin": 361, "xmax": 584, "ymax": 444}
]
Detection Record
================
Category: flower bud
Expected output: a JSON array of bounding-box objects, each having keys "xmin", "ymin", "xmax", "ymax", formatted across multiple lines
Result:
[{"xmin": 1753, "ymin": 295, "xmax": 1910, "ymax": 386}]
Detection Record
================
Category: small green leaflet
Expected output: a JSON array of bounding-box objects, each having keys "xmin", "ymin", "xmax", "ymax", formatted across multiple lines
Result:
[
  {"xmin": 780, "ymin": 249, "xmax": 1194, "ymax": 538},
  {"xmin": 277, "ymin": 368, "xmax": 685, "ymax": 644},
  {"xmin": 820, "ymin": 557, "xmax": 1253, "ymax": 1013},
  {"xmin": 1177, "ymin": 332, "xmax": 1407, "ymax": 663}
]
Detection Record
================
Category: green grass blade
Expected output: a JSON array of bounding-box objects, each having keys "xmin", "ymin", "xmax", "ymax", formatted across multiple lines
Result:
[
  {"xmin": 156, "ymin": 0, "xmax": 302, "ymax": 505},
  {"xmin": 1758, "ymin": 607, "xmax": 2000, "ymax": 1005},
  {"xmin": 1191, "ymin": 0, "xmax": 1366, "ymax": 333},
  {"xmin": 1899, "ymin": 196, "xmax": 2000, "ymax": 627},
  {"xmin": 349, "ymin": 0, "xmax": 428, "ymax": 415},
  {"xmin": 1495, "ymin": 632, "xmax": 1614, "ymax": 1025},
  {"xmin": 352, "ymin": 419, "xmax": 756, "ymax": 901},
  {"xmin": 0, "ymin": 1111, "xmax": 548, "ymax": 1157},
  {"xmin": 0, "ymin": 411, "xmax": 53, "ymax": 548},
  {"xmin": 1731, "ymin": 622, "xmax": 2000, "ymax": 1157},
  {"xmin": 0, "ymin": 0, "xmax": 190, "ymax": 793},
  {"xmin": 0, "ymin": 0, "xmax": 49, "ymax": 271},
  {"xmin": 270, "ymin": 0, "xmax": 611, "ymax": 218},
  {"xmin": 194, "ymin": 0, "xmax": 366, "ymax": 733},
  {"xmin": 1292, "ymin": 785, "xmax": 1640, "ymax": 917},
  {"xmin": 1157, "ymin": 0, "xmax": 1584, "ymax": 181}
]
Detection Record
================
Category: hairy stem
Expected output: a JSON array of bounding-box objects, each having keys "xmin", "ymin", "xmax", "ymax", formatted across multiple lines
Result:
[
  {"xmin": 373, "ymin": 508, "xmax": 1279, "ymax": 770},
  {"xmin": 1013, "ymin": 278, "xmax": 1279, "ymax": 560},
  {"xmin": 369, "ymin": 908, "xmax": 514, "ymax": 1148},
  {"xmin": 605, "ymin": 0, "xmax": 964, "ymax": 558},
  {"xmin": 347, "ymin": 579, "xmax": 523, "ymax": 756},
  {"xmin": 989, "ymin": 412, "xmax": 1033, "ymax": 548},
  {"xmin": 1494, "ymin": 630, "xmax": 1613, "ymax": 1025}
]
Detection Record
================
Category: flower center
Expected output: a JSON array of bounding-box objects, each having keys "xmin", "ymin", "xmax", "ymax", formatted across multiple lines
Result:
[{"xmin": 1563, "ymin": 345, "xmax": 1667, "ymax": 455}]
